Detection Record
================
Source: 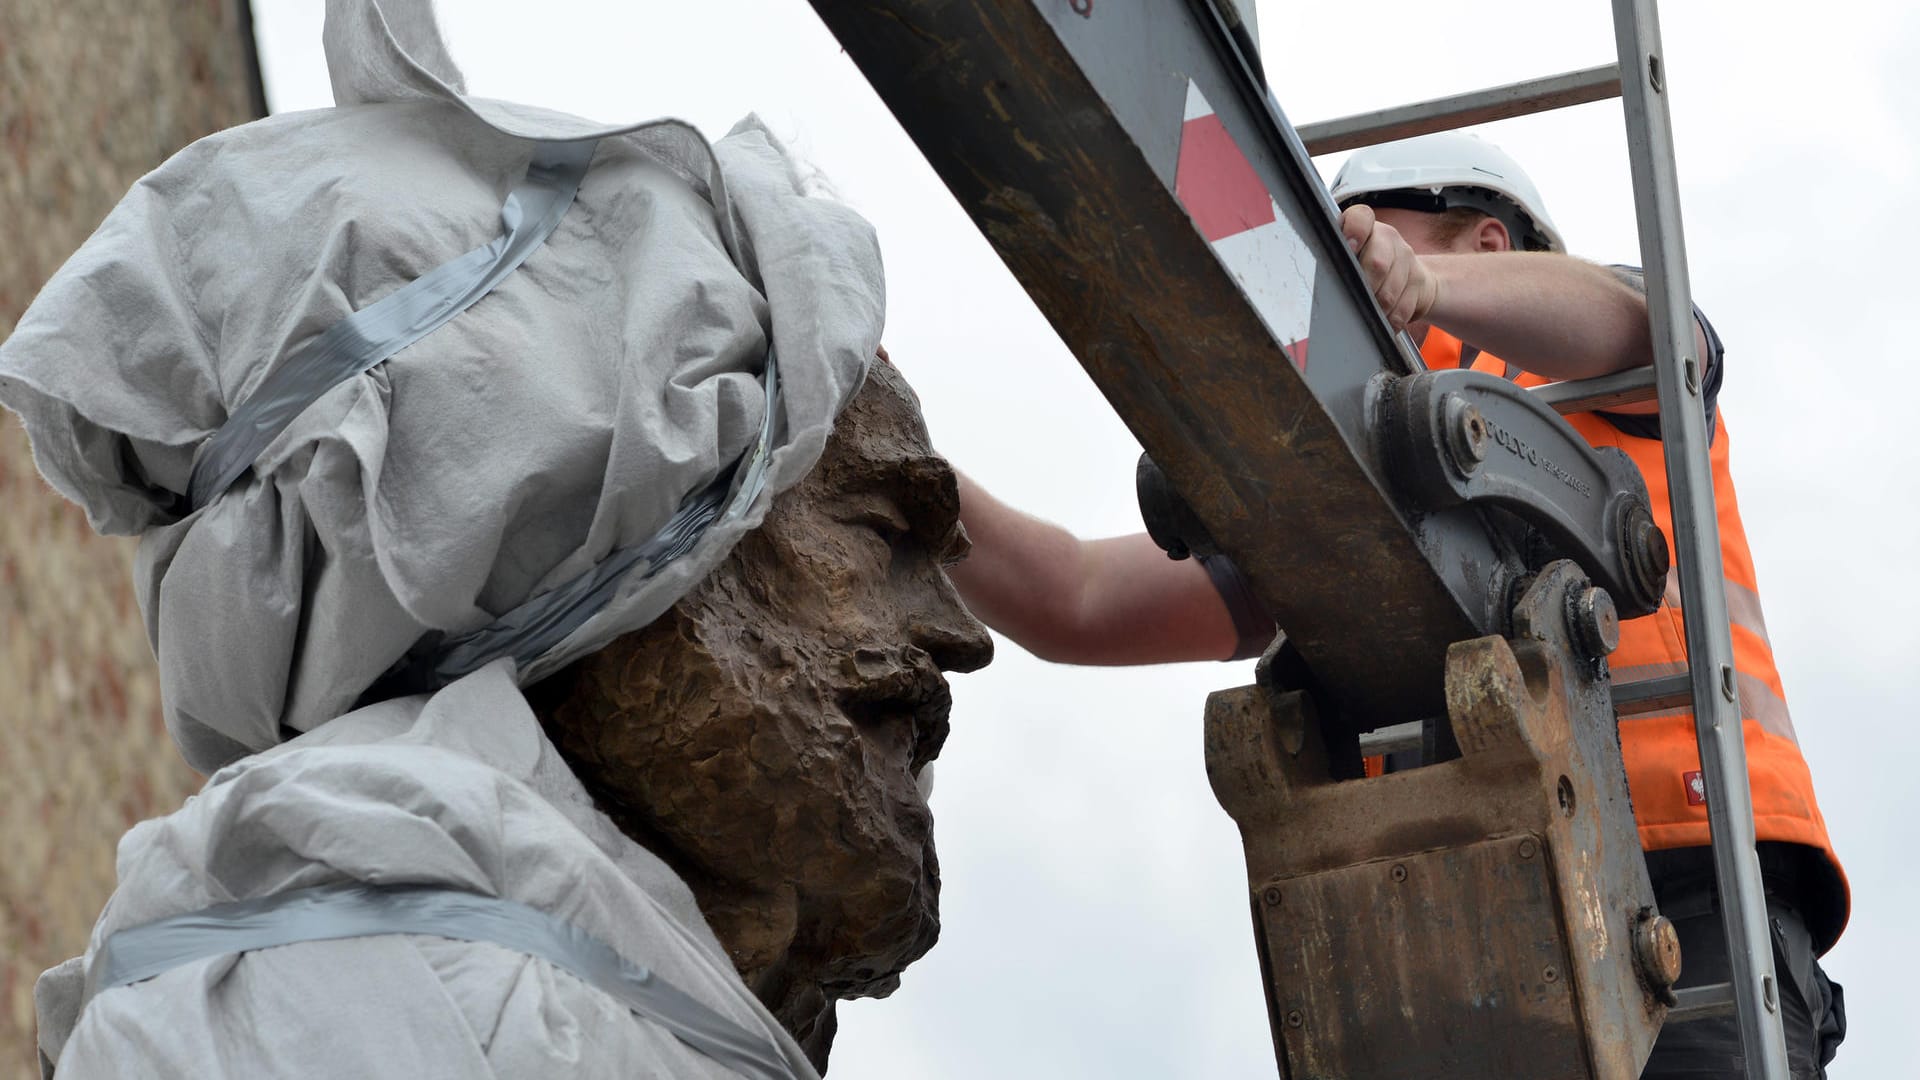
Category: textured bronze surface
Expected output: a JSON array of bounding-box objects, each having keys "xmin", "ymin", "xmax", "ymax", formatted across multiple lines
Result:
[
  {"xmin": 532, "ymin": 361, "xmax": 993, "ymax": 1070},
  {"xmin": 1, "ymin": 4, "xmax": 260, "ymax": 1076}
]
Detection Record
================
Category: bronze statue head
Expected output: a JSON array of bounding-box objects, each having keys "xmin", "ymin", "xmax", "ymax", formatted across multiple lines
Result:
[{"xmin": 529, "ymin": 359, "xmax": 992, "ymax": 1066}]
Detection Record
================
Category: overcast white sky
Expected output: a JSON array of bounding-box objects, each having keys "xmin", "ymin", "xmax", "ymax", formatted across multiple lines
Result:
[{"xmin": 252, "ymin": 2, "xmax": 1920, "ymax": 1075}]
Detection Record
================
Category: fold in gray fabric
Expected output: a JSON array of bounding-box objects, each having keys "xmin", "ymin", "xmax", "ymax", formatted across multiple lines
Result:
[
  {"xmin": 88, "ymin": 882, "xmax": 802, "ymax": 1080},
  {"xmin": 36, "ymin": 661, "xmax": 822, "ymax": 1079},
  {"xmin": 185, "ymin": 138, "xmax": 598, "ymax": 510},
  {"xmin": 378, "ymin": 347, "xmax": 781, "ymax": 696},
  {"xmin": 0, "ymin": 0, "xmax": 882, "ymax": 773}
]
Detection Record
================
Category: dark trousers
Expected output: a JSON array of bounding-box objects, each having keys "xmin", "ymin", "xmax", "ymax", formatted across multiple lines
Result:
[{"xmin": 1641, "ymin": 852, "xmax": 1846, "ymax": 1079}]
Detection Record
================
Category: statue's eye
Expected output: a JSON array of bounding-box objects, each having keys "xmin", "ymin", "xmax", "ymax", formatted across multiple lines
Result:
[
  {"xmin": 851, "ymin": 502, "xmax": 912, "ymax": 542},
  {"xmin": 842, "ymin": 506, "xmax": 911, "ymax": 570}
]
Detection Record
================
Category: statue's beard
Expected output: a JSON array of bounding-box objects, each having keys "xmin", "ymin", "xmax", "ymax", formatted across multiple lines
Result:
[{"xmin": 532, "ymin": 599, "xmax": 950, "ymax": 1067}]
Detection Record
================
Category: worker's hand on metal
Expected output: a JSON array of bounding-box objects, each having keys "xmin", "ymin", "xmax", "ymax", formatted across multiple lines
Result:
[{"xmin": 1341, "ymin": 204, "xmax": 1440, "ymax": 332}]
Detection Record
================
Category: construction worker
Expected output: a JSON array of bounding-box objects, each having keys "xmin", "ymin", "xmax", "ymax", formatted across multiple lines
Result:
[{"xmin": 950, "ymin": 132, "xmax": 1846, "ymax": 1078}]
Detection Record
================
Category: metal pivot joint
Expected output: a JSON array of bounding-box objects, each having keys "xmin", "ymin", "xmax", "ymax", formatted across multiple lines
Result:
[{"xmin": 1378, "ymin": 369, "xmax": 1669, "ymax": 617}]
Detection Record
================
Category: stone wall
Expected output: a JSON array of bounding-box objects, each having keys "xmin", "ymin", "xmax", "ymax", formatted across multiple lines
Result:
[{"xmin": 0, "ymin": 2, "xmax": 261, "ymax": 1075}]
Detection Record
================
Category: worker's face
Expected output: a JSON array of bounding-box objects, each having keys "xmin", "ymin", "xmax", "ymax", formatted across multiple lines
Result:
[
  {"xmin": 1370, "ymin": 206, "xmax": 1508, "ymax": 256},
  {"xmin": 531, "ymin": 360, "xmax": 992, "ymax": 1047},
  {"xmin": 1370, "ymin": 206, "xmax": 1451, "ymax": 256}
]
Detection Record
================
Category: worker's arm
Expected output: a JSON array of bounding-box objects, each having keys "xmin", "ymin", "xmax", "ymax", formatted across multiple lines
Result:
[
  {"xmin": 1427, "ymin": 255, "xmax": 1713, "ymax": 416},
  {"xmin": 1343, "ymin": 205, "xmax": 1709, "ymax": 413},
  {"xmin": 1422, "ymin": 252, "xmax": 1657, "ymax": 380},
  {"xmin": 947, "ymin": 472, "xmax": 1245, "ymax": 665}
]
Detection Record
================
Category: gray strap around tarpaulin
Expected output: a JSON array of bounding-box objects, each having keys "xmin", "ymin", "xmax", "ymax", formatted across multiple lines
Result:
[
  {"xmin": 185, "ymin": 138, "xmax": 599, "ymax": 510},
  {"xmin": 83, "ymin": 882, "xmax": 804, "ymax": 1080},
  {"xmin": 177, "ymin": 129, "xmax": 787, "ymax": 697},
  {"xmin": 370, "ymin": 344, "xmax": 781, "ymax": 698}
]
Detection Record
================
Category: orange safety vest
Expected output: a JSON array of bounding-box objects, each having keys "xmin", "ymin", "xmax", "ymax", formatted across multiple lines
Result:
[{"xmin": 1421, "ymin": 328, "xmax": 1847, "ymax": 926}]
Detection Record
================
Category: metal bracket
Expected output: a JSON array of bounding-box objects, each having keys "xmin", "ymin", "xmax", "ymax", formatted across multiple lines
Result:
[
  {"xmin": 1377, "ymin": 369, "xmax": 1669, "ymax": 617},
  {"xmin": 1136, "ymin": 452, "xmax": 1219, "ymax": 562}
]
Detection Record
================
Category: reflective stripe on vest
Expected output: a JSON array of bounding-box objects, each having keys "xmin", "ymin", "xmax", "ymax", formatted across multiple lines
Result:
[
  {"xmin": 1660, "ymin": 569, "xmax": 1772, "ymax": 648},
  {"xmin": 1642, "ymin": 569, "xmax": 1796, "ymax": 742}
]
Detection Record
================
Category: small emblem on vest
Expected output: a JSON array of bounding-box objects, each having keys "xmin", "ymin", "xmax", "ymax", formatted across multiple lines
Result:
[{"xmin": 1684, "ymin": 770, "xmax": 1707, "ymax": 806}]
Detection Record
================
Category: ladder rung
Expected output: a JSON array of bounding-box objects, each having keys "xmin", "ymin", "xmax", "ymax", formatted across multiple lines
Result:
[
  {"xmin": 1298, "ymin": 64, "xmax": 1622, "ymax": 156},
  {"xmin": 1667, "ymin": 982, "xmax": 1737, "ymax": 1023},
  {"xmin": 1612, "ymin": 672, "xmax": 1691, "ymax": 717},
  {"xmin": 1529, "ymin": 365, "xmax": 1657, "ymax": 415},
  {"xmin": 1358, "ymin": 720, "xmax": 1423, "ymax": 758}
]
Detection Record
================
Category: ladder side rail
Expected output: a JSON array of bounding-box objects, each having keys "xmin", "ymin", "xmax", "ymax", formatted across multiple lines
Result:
[{"xmin": 1611, "ymin": 2, "xmax": 1790, "ymax": 1075}]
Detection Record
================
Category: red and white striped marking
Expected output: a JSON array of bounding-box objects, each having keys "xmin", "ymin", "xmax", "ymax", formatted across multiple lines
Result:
[{"xmin": 1174, "ymin": 81, "xmax": 1314, "ymax": 370}]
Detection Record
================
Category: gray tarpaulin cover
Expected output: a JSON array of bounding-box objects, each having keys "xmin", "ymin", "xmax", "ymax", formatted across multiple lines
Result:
[
  {"xmin": 0, "ymin": 0, "xmax": 880, "ymax": 773},
  {"xmin": 3, "ymin": 0, "xmax": 881, "ymax": 1074},
  {"xmin": 34, "ymin": 661, "xmax": 819, "ymax": 1078}
]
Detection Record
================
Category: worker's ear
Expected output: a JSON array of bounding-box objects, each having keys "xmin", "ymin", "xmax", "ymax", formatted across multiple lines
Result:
[{"xmin": 1473, "ymin": 216, "xmax": 1513, "ymax": 253}]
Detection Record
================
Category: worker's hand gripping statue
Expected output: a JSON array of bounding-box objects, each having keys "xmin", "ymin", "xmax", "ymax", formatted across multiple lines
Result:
[{"xmin": 0, "ymin": 1, "xmax": 988, "ymax": 1076}]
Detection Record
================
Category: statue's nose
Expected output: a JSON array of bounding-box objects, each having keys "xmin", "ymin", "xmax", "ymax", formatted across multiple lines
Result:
[{"xmin": 911, "ymin": 581, "xmax": 994, "ymax": 675}]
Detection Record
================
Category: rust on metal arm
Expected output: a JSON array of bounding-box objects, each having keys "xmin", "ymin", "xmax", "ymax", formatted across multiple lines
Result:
[{"xmin": 810, "ymin": 0, "xmax": 1501, "ymax": 727}]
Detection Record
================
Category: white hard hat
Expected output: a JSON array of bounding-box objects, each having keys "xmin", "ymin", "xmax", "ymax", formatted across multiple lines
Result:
[{"xmin": 1330, "ymin": 132, "xmax": 1565, "ymax": 252}]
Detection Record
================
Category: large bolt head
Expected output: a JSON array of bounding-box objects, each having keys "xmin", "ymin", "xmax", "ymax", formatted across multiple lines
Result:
[
  {"xmin": 1635, "ymin": 914, "xmax": 1683, "ymax": 991},
  {"xmin": 1571, "ymin": 585, "xmax": 1621, "ymax": 657},
  {"xmin": 1628, "ymin": 512, "xmax": 1670, "ymax": 598},
  {"xmin": 1443, "ymin": 394, "xmax": 1489, "ymax": 474}
]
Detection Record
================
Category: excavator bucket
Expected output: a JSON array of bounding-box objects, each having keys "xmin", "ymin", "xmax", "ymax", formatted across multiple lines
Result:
[{"xmin": 1205, "ymin": 564, "xmax": 1674, "ymax": 1079}]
